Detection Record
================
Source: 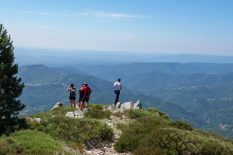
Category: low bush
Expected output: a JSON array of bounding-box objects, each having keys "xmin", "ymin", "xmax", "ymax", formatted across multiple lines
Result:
[
  {"xmin": 126, "ymin": 109, "xmax": 151, "ymax": 119},
  {"xmin": 170, "ymin": 120, "xmax": 193, "ymax": 131},
  {"xmin": 146, "ymin": 108, "xmax": 169, "ymax": 119},
  {"xmin": 135, "ymin": 128, "xmax": 202, "ymax": 155},
  {"xmin": 115, "ymin": 112, "xmax": 170, "ymax": 153},
  {"xmin": 199, "ymin": 140, "xmax": 232, "ymax": 155},
  {"xmin": 115, "ymin": 122, "xmax": 146, "ymax": 152},
  {"xmin": 85, "ymin": 104, "xmax": 111, "ymax": 119},
  {"xmin": 115, "ymin": 109, "xmax": 233, "ymax": 155},
  {"xmin": 0, "ymin": 130, "xmax": 62, "ymax": 155},
  {"xmin": 35, "ymin": 116, "xmax": 113, "ymax": 146},
  {"xmin": 32, "ymin": 106, "xmax": 74, "ymax": 121}
]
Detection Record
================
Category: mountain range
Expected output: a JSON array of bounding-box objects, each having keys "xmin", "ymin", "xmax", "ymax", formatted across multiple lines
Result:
[
  {"xmin": 18, "ymin": 62, "xmax": 233, "ymax": 138},
  {"xmin": 18, "ymin": 65, "xmax": 177, "ymax": 117},
  {"xmin": 75, "ymin": 62, "xmax": 233, "ymax": 138},
  {"xmin": 15, "ymin": 48, "xmax": 233, "ymax": 66}
]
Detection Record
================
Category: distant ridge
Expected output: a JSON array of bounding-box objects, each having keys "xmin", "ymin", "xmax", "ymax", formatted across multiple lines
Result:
[{"xmin": 15, "ymin": 48, "xmax": 233, "ymax": 66}]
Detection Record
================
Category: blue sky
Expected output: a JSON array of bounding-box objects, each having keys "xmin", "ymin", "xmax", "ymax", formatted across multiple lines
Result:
[{"xmin": 0, "ymin": 0, "xmax": 233, "ymax": 55}]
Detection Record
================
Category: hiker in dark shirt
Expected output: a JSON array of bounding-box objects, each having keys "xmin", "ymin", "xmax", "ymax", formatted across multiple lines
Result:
[
  {"xmin": 67, "ymin": 84, "xmax": 76, "ymax": 108},
  {"xmin": 78, "ymin": 84, "xmax": 85, "ymax": 109},
  {"xmin": 79, "ymin": 83, "xmax": 92, "ymax": 110}
]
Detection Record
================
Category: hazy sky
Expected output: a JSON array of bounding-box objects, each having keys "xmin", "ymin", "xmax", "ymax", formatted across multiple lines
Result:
[{"xmin": 1, "ymin": 0, "xmax": 233, "ymax": 55}]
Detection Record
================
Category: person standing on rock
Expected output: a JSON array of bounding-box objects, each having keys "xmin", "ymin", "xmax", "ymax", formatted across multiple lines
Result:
[
  {"xmin": 113, "ymin": 78, "xmax": 122, "ymax": 106},
  {"xmin": 79, "ymin": 83, "xmax": 92, "ymax": 110},
  {"xmin": 67, "ymin": 83, "xmax": 76, "ymax": 108},
  {"xmin": 78, "ymin": 84, "xmax": 85, "ymax": 109}
]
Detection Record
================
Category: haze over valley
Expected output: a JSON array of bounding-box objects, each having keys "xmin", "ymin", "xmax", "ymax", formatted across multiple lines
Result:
[{"xmin": 15, "ymin": 48, "xmax": 233, "ymax": 138}]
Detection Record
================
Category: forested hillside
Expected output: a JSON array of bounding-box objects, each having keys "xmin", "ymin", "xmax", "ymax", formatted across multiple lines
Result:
[
  {"xmin": 75, "ymin": 63, "xmax": 233, "ymax": 138},
  {"xmin": 17, "ymin": 63, "xmax": 233, "ymax": 138}
]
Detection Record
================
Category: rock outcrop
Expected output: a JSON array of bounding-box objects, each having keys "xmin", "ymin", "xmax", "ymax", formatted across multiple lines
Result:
[
  {"xmin": 120, "ymin": 102, "xmax": 133, "ymax": 110},
  {"xmin": 133, "ymin": 100, "xmax": 142, "ymax": 109},
  {"xmin": 65, "ymin": 109, "xmax": 85, "ymax": 119},
  {"xmin": 51, "ymin": 102, "xmax": 64, "ymax": 110},
  {"xmin": 26, "ymin": 117, "xmax": 42, "ymax": 124},
  {"xmin": 106, "ymin": 100, "xmax": 142, "ymax": 114}
]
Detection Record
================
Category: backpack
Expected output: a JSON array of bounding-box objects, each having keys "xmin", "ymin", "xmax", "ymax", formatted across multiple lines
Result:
[{"xmin": 86, "ymin": 87, "xmax": 92, "ymax": 97}]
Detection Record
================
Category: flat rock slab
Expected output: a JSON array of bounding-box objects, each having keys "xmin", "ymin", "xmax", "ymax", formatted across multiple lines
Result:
[{"xmin": 65, "ymin": 110, "xmax": 84, "ymax": 119}]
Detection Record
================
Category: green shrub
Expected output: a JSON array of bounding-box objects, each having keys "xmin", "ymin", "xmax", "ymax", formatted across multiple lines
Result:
[
  {"xmin": 170, "ymin": 120, "xmax": 193, "ymax": 131},
  {"xmin": 115, "ymin": 115, "xmax": 169, "ymax": 152},
  {"xmin": 32, "ymin": 106, "xmax": 74, "ymax": 121},
  {"xmin": 85, "ymin": 104, "xmax": 111, "ymax": 119},
  {"xmin": 26, "ymin": 105, "xmax": 113, "ymax": 149},
  {"xmin": 112, "ymin": 111, "xmax": 124, "ymax": 118},
  {"xmin": 146, "ymin": 108, "xmax": 169, "ymax": 119},
  {"xmin": 199, "ymin": 141, "xmax": 233, "ymax": 155},
  {"xmin": 137, "ymin": 116, "xmax": 169, "ymax": 129},
  {"xmin": 115, "ymin": 122, "xmax": 146, "ymax": 152},
  {"xmin": 36, "ymin": 116, "xmax": 113, "ymax": 146},
  {"xmin": 133, "ymin": 146, "xmax": 166, "ymax": 155},
  {"xmin": 0, "ymin": 130, "xmax": 62, "ymax": 155},
  {"xmin": 126, "ymin": 109, "xmax": 151, "ymax": 119},
  {"xmin": 114, "ymin": 132, "xmax": 139, "ymax": 153},
  {"xmin": 115, "ymin": 108, "xmax": 233, "ymax": 155},
  {"xmin": 126, "ymin": 109, "xmax": 169, "ymax": 121},
  {"xmin": 136, "ymin": 128, "xmax": 201, "ymax": 155}
]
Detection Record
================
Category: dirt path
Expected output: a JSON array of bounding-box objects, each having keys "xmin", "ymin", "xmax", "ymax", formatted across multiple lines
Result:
[{"xmin": 84, "ymin": 113, "xmax": 131, "ymax": 155}]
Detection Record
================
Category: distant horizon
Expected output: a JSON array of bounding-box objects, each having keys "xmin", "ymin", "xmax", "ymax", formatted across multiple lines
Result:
[
  {"xmin": 14, "ymin": 47, "xmax": 233, "ymax": 66},
  {"xmin": 15, "ymin": 46, "xmax": 233, "ymax": 57}
]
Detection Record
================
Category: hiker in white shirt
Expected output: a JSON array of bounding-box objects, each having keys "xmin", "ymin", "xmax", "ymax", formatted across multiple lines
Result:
[{"xmin": 113, "ymin": 78, "xmax": 122, "ymax": 105}]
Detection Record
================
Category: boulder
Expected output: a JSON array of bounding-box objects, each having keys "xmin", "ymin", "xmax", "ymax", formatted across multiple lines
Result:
[
  {"xmin": 82, "ymin": 108, "xmax": 89, "ymax": 114},
  {"xmin": 107, "ymin": 105, "xmax": 116, "ymax": 111},
  {"xmin": 74, "ymin": 110, "xmax": 84, "ymax": 119},
  {"xmin": 51, "ymin": 102, "xmax": 64, "ymax": 110},
  {"xmin": 26, "ymin": 117, "xmax": 34, "ymax": 123},
  {"xmin": 33, "ymin": 118, "xmax": 42, "ymax": 123},
  {"xmin": 26, "ymin": 117, "xmax": 41, "ymax": 124},
  {"xmin": 116, "ymin": 102, "xmax": 121, "ymax": 108},
  {"xmin": 120, "ymin": 102, "xmax": 133, "ymax": 110},
  {"xmin": 65, "ymin": 110, "xmax": 84, "ymax": 119},
  {"xmin": 133, "ymin": 100, "xmax": 142, "ymax": 109},
  {"xmin": 65, "ymin": 112, "xmax": 75, "ymax": 118},
  {"xmin": 119, "ymin": 107, "xmax": 125, "ymax": 113},
  {"xmin": 155, "ymin": 112, "xmax": 160, "ymax": 117}
]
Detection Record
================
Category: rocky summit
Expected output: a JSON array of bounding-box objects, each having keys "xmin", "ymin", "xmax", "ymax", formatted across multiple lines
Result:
[{"xmin": 0, "ymin": 103, "xmax": 233, "ymax": 155}]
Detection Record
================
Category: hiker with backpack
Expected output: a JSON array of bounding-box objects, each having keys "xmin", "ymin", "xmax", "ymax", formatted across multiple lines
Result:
[
  {"xmin": 67, "ymin": 83, "xmax": 76, "ymax": 108},
  {"xmin": 78, "ymin": 83, "xmax": 85, "ymax": 109},
  {"xmin": 113, "ymin": 78, "xmax": 122, "ymax": 106},
  {"xmin": 79, "ymin": 83, "xmax": 92, "ymax": 110}
]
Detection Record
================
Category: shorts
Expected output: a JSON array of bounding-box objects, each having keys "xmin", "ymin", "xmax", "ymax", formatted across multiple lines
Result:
[
  {"xmin": 79, "ymin": 94, "xmax": 84, "ymax": 102},
  {"xmin": 69, "ymin": 96, "xmax": 76, "ymax": 100},
  {"xmin": 81, "ymin": 97, "xmax": 89, "ymax": 103}
]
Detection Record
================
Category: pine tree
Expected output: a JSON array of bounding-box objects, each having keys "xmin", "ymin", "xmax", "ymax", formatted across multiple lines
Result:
[{"xmin": 0, "ymin": 24, "xmax": 25, "ymax": 134}]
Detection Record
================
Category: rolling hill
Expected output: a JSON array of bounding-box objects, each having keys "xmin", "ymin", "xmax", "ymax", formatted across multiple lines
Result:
[
  {"xmin": 75, "ymin": 62, "xmax": 233, "ymax": 138},
  {"xmin": 18, "ymin": 63, "xmax": 233, "ymax": 137},
  {"xmin": 19, "ymin": 65, "xmax": 193, "ymax": 123}
]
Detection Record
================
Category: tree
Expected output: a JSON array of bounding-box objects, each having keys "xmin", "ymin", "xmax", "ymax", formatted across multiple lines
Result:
[{"xmin": 0, "ymin": 24, "xmax": 25, "ymax": 134}]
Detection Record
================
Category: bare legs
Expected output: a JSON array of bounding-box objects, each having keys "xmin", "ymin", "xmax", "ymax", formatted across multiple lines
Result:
[
  {"xmin": 70, "ymin": 100, "xmax": 76, "ymax": 108},
  {"xmin": 80, "ymin": 101, "xmax": 85, "ymax": 110}
]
